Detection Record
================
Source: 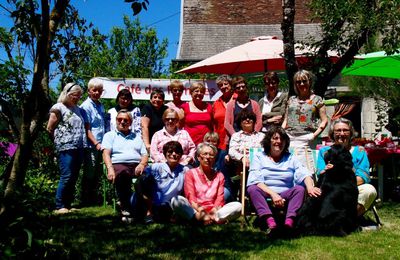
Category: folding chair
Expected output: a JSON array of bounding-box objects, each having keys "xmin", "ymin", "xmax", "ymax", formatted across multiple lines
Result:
[{"xmin": 102, "ymin": 163, "xmax": 116, "ymax": 212}]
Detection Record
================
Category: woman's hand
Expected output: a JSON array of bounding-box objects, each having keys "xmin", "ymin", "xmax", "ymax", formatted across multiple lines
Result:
[
  {"xmin": 107, "ymin": 167, "xmax": 115, "ymax": 184},
  {"xmin": 135, "ymin": 163, "xmax": 146, "ymax": 176},
  {"xmin": 320, "ymin": 163, "xmax": 334, "ymax": 175},
  {"xmin": 307, "ymin": 186, "xmax": 321, "ymax": 197},
  {"xmin": 271, "ymin": 193, "xmax": 285, "ymax": 208}
]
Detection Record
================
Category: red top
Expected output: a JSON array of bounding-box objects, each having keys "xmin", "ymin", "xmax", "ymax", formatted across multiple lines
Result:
[
  {"xmin": 182, "ymin": 102, "xmax": 213, "ymax": 145},
  {"xmin": 212, "ymin": 98, "xmax": 228, "ymax": 150},
  {"xmin": 184, "ymin": 167, "xmax": 225, "ymax": 213}
]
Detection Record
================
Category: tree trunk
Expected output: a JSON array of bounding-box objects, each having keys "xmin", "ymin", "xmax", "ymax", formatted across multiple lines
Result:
[
  {"xmin": 281, "ymin": 0, "xmax": 297, "ymax": 96},
  {"xmin": 0, "ymin": 0, "xmax": 69, "ymax": 220}
]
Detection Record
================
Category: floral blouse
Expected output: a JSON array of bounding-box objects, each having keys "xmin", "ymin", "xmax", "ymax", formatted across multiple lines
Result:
[
  {"xmin": 286, "ymin": 95, "xmax": 324, "ymax": 136},
  {"xmin": 50, "ymin": 103, "xmax": 87, "ymax": 152}
]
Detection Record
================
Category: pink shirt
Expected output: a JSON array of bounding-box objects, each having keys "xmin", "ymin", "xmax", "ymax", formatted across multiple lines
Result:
[
  {"xmin": 184, "ymin": 167, "xmax": 225, "ymax": 213},
  {"xmin": 150, "ymin": 128, "xmax": 196, "ymax": 163}
]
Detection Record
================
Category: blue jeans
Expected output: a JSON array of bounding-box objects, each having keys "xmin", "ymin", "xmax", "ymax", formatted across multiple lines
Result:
[{"xmin": 56, "ymin": 149, "xmax": 83, "ymax": 209}]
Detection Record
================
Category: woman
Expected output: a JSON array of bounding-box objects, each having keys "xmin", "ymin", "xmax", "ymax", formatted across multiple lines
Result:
[
  {"xmin": 166, "ymin": 80, "xmax": 185, "ymax": 127},
  {"xmin": 224, "ymin": 76, "xmax": 262, "ymax": 138},
  {"xmin": 316, "ymin": 118, "xmax": 377, "ymax": 216},
  {"xmin": 282, "ymin": 70, "xmax": 328, "ymax": 171},
  {"xmin": 229, "ymin": 110, "xmax": 265, "ymax": 169},
  {"xmin": 258, "ymin": 72, "xmax": 288, "ymax": 132},
  {"xmin": 204, "ymin": 132, "xmax": 233, "ymax": 202},
  {"xmin": 212, "ymin": 75, "xmax": 233, "ymax": 150},
  {"xmin": 141, "ymin": 89, "xmax": 168, "ymax": 151},
  {"xmin": 102, "ymin": 109, "xmax": 148, "ymax": 220},
  {"xmin": 171, "ymin": 143, "xmax": 242, "ymax": 225},
  {"xmin": 47, "ymin": 83, "xmax": 87, "ymax": 214},
  {"xmin": 108, "ymin": 89, "xmax": 141, "ymax": 135},
  {"xmin": 150, "ymin": 108, "xmax": 196, "ymax": 166},
  {"xmin": 132, "ymin": 141, "xmax": 189, "ymax": 224},
  {"xmin": 181, "ymin": 82, "xmax": 213, "ymax": 145},
  {"xmin": 247, "ymin": 126, "xmax": 320, "ymax": 231}
]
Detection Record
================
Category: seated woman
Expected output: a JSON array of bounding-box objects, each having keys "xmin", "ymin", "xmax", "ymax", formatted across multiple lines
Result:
[
  {"xmin": 203, "ymin": 132, "xmax": 234, "ymax": 202},
  {"xmin": 102, "ymin": 109, "xmax": 148, "ymax": 221},
  {"xmin": 150, "ymin": 108, "xmax": 196, "ymax": 166},
  {"xmin": 132, "ymin": 141, "xmax": 189, "ymax": 224},
  {"xmin": 316, "ymin": 118, "xmax": 377, "ymax": 217},
  {"xmin": 229, "ymin": 110, "xmax": 265, "ymax": 170},
  {"xmin": 171, "ymin": 143, "xmax": 242, "ymax": 225},
  {"xmin": 247, "ymin": 126, "xmax": 320, "ymax": 232}
]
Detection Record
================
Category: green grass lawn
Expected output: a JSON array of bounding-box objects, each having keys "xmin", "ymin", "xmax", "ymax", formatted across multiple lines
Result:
[{"xmin": 19, "ymin": 202, "xmax": 398, "ymax": 259}]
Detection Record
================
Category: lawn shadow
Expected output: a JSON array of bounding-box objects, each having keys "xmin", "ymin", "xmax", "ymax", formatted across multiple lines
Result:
[{"xmin": 42, "ymin": 208, "xmax": 297, "ymax": 258}]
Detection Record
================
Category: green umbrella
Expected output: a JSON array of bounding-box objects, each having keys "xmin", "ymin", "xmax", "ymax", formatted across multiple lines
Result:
[{"xmin": 342, "ymin": 50, "xmax": 400, "ymax": 79}]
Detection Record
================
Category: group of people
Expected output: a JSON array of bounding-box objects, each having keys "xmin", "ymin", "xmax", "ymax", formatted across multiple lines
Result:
[{"xmin": 46, "ymin": 70, "xmax": 377, "ymax": 231}]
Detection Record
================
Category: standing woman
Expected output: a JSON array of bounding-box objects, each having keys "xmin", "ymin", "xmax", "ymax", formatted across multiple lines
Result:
[
  {"xmin": 166, "ymin": 80, "xmax": 185, "ymax": 127},
  {"xmin": 108, "ymin": 89, "xmax": 141, "ymax": 135},
  {"xmin": 47, "ymin": 83, "xmax": 87, "ymax": 214},
  {"xmin": 181, "ymin": 82, "xmax": 213, "ymax": 145},
  {"xmin": 258, "ymin": 72, "xmax": 288, "ymax": 132},
  {"xmin": 212, "ymin": 74, "xmax": 233, "ymax": 151},
  {"xmin": 282, "ymin": 70, "xmax": 328, "ymax": 171},
  {"xmin": 224, "ymin": 76, "xmax": 262, "ymax": 139},
  {"xmin": 141, "ymin": 89, "xmax": 168, "ymax": 151}
]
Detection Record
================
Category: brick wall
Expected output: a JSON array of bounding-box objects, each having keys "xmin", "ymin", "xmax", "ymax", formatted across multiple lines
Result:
[{"xmin": 184, "ymin": 0, "xmax": 314, "ymax": 25}]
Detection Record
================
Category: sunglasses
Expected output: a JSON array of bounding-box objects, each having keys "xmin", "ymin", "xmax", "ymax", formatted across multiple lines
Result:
[
  {"xmin": 116, "ymin": 118, "xmax": 130, "ymax": 123},
  {"xmin": 172, "ymin": 89, "xmax": 184, "ymax": 93},
  {"xmin": 164, "ymin": 118, "xmax": 178, "ymax": 122},
  {"xmin": 296, "ymin": 79, "xmax": 308, "ymax": 84}
]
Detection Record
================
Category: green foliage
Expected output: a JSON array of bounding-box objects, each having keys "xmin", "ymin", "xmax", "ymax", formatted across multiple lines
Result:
[{"xmin": 78, "ymin": 15, "xmax": 168, "ymax": 81}]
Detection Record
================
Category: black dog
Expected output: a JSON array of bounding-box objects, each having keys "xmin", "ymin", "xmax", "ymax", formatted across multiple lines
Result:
[{"xmin": 297, "ymin": 144, "xmax": 359, "ymax": 236}]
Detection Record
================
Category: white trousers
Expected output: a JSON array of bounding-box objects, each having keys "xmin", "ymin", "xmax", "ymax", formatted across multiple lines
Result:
[{"xmin": 171, "ymin": 195, "xmax": 242, "ymax": 222}]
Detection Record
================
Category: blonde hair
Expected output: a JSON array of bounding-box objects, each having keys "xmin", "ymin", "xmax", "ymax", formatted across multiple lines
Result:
[
  {"xmin": 170, "ymin": 80, "xmax": 184, "ymax": 91},
  {"xmin": 189, "ymin": 82, "xmax": 206, "ymax": 94},
  {"xmin": 57, "ymin": 83, "xmax": 83, "ymax": 103},
  {"xmin": 203, "ymin": 132, "xmax": 219, "ymax": 142},
  {"xmin": 293, "ymin": 70, "xmax": 313, "ymax": 95}
]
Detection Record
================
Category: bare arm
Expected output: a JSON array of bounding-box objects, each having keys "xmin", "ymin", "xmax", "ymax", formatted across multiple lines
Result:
[
  {"xmin": 46, "ymin": 111, "xmax": 60, "ymax": 138},
  {"xmin": 102, "ymin": 149, "xmax": 115, "ymax": 183},
  {"xmin": 313, "ymin": 105, "xmax": 328, "ymax": 139},
  {"xmin": 141, "ymin": 116, "xmax": 151, "ymax": 150}
]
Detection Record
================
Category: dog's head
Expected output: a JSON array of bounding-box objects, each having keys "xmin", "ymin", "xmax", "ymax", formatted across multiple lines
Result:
[{"xmin": 324, "ymin": 144, "xmax": 354, "ymax": 172}]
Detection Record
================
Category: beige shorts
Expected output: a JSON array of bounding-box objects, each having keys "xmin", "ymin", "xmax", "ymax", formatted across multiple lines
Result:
[{"xmin": 358, "ymin": 184, "xmax": 377, "ymax": 210}]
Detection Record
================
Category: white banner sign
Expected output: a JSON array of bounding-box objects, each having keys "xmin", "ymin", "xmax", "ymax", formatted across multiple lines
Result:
[{"xmin": 98, "ymin": 77, "xmax": 222, "ymax": 102}]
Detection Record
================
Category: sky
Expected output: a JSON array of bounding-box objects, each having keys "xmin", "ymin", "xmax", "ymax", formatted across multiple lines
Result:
[{"xmin": 0, "ymin": 0, "xmax": 181, "ymax": 70}]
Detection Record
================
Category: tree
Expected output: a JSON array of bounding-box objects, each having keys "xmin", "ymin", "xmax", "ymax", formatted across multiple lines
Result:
[
  {"xmin": 0, "ymin": 0, "xmax": 107, "ymax": 221},
  {"xmin": 78, "ymin": 15, "xmax": 168, "ymax": 80},
  {"xmin": 281, "ymin": 0, "xmax": 400, "ymax": 97}
]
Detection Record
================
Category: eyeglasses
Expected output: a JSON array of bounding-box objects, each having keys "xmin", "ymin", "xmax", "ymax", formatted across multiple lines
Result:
[
  {"xmin": 200, "ymin": 152, "xmax": 215, "ymax": 159},
  {"xmin": 164, "ymin": 118, "xmax": 178, "ymax": 122},
  {"xmin": 265, "ymin": 81, "xmax": 278, "ymax": 86},
  {"xmin": 116, "ymin": 118, "xmax": 130, "ymax": 123},
  {"xmin": 295, "ymin": 79, "xmax": 308, "ymax": 84},
  {"xmin": 243, "ymin": 118, "xmax": 254, "ymax": 123},
  {"xmin": 235, "ymin": 83, "xmax": 247, "ymax": 90},
  {"xmin": 334, "ymin": 129, "xmax": 350, "ymax": 134}
]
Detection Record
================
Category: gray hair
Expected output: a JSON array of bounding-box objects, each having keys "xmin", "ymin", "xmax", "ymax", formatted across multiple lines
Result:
[
  {"xmin": 196, "ymin": 142, "xmax": 218, "ymax": 157},
  {"xmin": 88, "ymin": 78, "xmax": 104, "ymax": 90},
  {"xmin": 329, "ymin": 117, "xmax": 355, "ymax": 141},
  {"xmin": 216, "ymin": 75, "xmax": 232, "ymax": 87},
  {"xmin": 117, "ymin": 109, "xmax": 133, "ymax": 122},
  {"xmin": 57, "ymin": 83, "xmax": 83, "ymax": 103}
]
